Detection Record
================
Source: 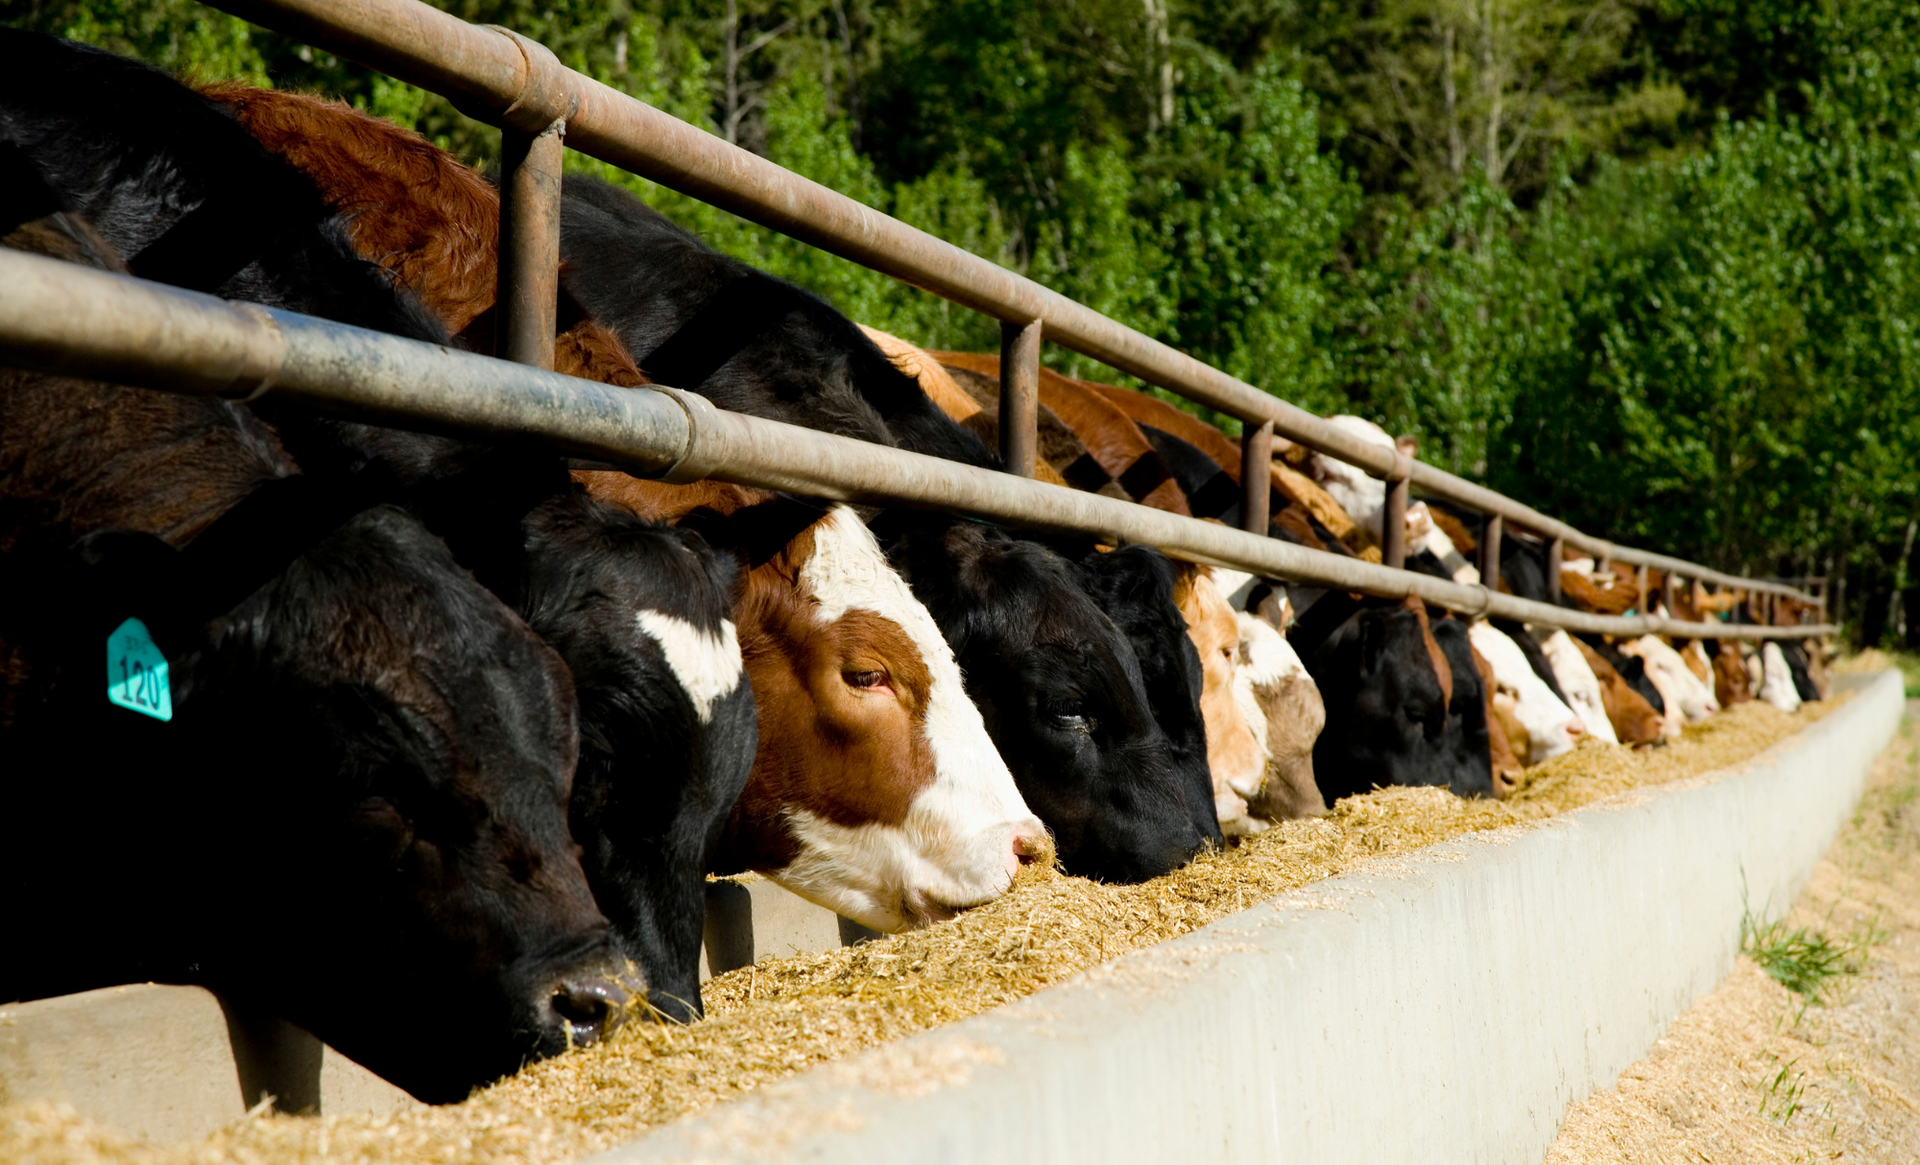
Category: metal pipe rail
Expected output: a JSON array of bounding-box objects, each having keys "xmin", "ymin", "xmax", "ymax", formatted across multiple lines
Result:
[
  {"xmin": 208, "ymin": 0, "xmax": 1818, "ymax": 606},
  {"xmin": 0, "ymin": 250, "xmax": 1830, "ymax": 642}
]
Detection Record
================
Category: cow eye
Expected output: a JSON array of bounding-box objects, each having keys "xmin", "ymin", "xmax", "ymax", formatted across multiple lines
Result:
[
  {"xmin": 1046, "ymin": 700, "xmax": 1093, "ymax": 733},
  {"xmin": 842, "ymin": 669, "xmax": 889, "ymax": 690}
]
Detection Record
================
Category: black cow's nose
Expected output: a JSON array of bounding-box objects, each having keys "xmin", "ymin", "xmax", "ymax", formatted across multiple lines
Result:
[{"xmin": 548, "ymin": 974, "xmax": 631, "ymax": 1045}]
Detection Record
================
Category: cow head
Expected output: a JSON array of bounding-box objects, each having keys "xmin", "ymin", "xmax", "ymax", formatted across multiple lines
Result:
[
  {"xmin": 1711, "ymin": 641, "xmax": 1753, "ymax": 708},
  {"xmin": 1171, "ymin": 565, "xmax": 1266, "ymax": 832},
  {"xmin": 712, "ymin": 506, "xmax": 1046, "ymax": 932},
  {"xmin": 1467, "ymin": 622, "xmax": 1584, "ymax": 764},
  {"xmin": 68, "ymin": 507, "xmax": 639, "ymax": 1104},
  {"xmin": 516, "ymin": 490, "xmax": 756, "ymax": 1023},
  {"xmin": 1073, "ymin": 546, "xmax": 1226, "ymax": 847},
  {"xmin": 887, "ymin": 520, "xmax": 1213, "ymax": 883},
  {"xmin": 1572, "ymin": 637, "xmax": 1666, "ymax": 746},
  {"xmin": 1293, "ymin": 594, "xmax": 1491, "ymax": 802},
  {"xmin": 1538, "ymin": 629, "xmax": 1621, "ymax": 745},
  {"xmin": 1231, "ymin": 610, "xmax": 1328, "ymax": 820}
]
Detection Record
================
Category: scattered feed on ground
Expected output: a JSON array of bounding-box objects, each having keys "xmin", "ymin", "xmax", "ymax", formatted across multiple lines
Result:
[
  {"xmin": 1, "ymin": 690, "xmax": 1850, "ymax": 1165},
  {"xmin": 1545, "ymin": 702, "xmax": 1920, "ymax": 1164}
]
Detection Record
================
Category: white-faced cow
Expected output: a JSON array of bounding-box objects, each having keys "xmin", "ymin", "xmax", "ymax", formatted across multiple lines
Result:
[{"xmin": 583, "ymin": 476, "xmax": 1049, "ymax": 930}]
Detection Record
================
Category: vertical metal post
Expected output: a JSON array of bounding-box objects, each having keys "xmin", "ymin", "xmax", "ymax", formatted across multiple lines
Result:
[
  {"xmin": 1480, "ymin": 515, "xmax": 1503, "ymax": 591},
  {"xmin": 998, "ymin": 319, "xmax": 1041, "ymax": 478},
  {"xmin": 496, "ymin": 119, "xmax": 567, "ymax": 369},
  {"xmin": 1546, "ymin": 537, "xmax": 1564, "ymax": 606},
  {"xmin": 1661, "ymin": 571, "xmax": 1677, "ymax": 619},
  {"xmin": 1240, "ymin": 420, "xmax": 1273, "ymax": 535},
  {"xmin": 1381, "ymin": 472, "xmax": 1409, "ymax": 570},
  {"xmin": 1635, "ymin": 564, "xmax": 1650, "ymax": 613}
]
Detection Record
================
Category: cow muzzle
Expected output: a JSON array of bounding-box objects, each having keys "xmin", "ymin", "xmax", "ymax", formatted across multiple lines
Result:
[{"xmin": 537, "ymin": 955, "xmax": 644, "ymax": 1047}]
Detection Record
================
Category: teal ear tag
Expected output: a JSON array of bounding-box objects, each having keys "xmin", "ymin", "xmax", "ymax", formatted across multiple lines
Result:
[{"xmin": 106, "ymin": 617, "xmax": 172, "ymax": 722}]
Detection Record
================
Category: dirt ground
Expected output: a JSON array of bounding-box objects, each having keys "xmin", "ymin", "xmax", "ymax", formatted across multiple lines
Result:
[{"xmin": 1545, "ymin": 705, "xmax": 1920, "ymax": 1164}]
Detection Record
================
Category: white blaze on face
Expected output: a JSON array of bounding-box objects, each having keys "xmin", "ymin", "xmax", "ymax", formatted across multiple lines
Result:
[
  {"xmin": 1758, "ymin": 642, "xmax": 1803, "ymax": 712},
  {"xmin": 1467, "ymin": 622, "xmax": 1584, "ymax": 763},
  {"xmin": 1308, "ymin": 416, "xmax": 1394, "ymax": 540},
  {"xmin": 1538, "ymin": 630, "xmax": 1619, "ymax": 745},
  {"xmin": 1620, "ymin": 635, "xmax": 1719, "ymax": 723},
  {"xmin": 1229, "ymin": 611, "xmax": 1312, "ymax": 796},
  {"xmin": 778, "ymin": 506, "xmax": 1043, "ymax": 933},
  {"xmin": 634, "ymin": 610, "xmax": 743, "ymax": 724}
]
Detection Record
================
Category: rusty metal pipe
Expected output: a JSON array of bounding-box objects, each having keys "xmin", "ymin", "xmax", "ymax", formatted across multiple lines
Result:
[
  {"xmin": 1240, "ymin": 421, "xmax": 1272, "ymax": 536},
  {"xmin": 1480, "ymin": 515, "xmax": 1503, "ymax": 592},
  {"xmin": 0, "ymin": 251, "xmax": 1832, "ymax": 642},
  {"xmin": 1382, "ymin": 452, "xmax": 1413, "ymax": 571},
  {"xmin": 205, "ymin": 0, "xmax": 1818, "ymax": 607},
  {"xmin": 998, "ymin": 319, "xmax": 1040, "ymax": 479},
  {"xmin": 496, "ymin": 118, "xmax": 567, "ymax": 369}
]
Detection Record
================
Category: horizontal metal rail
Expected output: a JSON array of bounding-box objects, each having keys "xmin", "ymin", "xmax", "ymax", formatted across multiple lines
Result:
[
  {"xmin": 208, "ymin": 0, "xmax": 1817, "ymax": 605},
  {"xmin": 0, "ymin": 250, "xmax": 1829, "ymax": 641}
]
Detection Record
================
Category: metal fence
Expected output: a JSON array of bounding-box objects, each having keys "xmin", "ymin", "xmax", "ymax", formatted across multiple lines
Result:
[{"xmin": 0, "ymin": 0, "xmax": 1835, "ymax": 642}]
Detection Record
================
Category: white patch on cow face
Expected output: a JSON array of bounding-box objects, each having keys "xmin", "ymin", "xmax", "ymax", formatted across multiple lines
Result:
[
  {"xmin": 1621, "ymin": 635, "xmax": 1719, "ymax": 723},
  {"xmin": 1468, "ymin": 622, "xmax": 1584, "ymax": 763},
  {"xmin": 790, "ymin": 506, "xmax": 1043, "ymax": 930},
  {"xmin": 635, "ymin": 610, "xmax": 742, "ymax": 724},
  {"xmin": 1309, "ymin": 416, "xmax": 1394, "ymax": 538},
  {"xmin": 1759, "ymin": 642, "xmax": 1802, "ymax": 712},
  {"xmin": 1538, "ymin": 630, "xmax": 1619, "ymax": 745},
  {"xmin": 1415, "ymin": 508, "xmax": 1481, "ymax": 586},
  {"xmin": 1229, "ymin": 612, "xmax": 1309, "ymax": 797}
]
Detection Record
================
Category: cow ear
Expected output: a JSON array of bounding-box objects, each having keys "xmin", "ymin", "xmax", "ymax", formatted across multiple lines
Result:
[{"xmin": 60, "ymin": 528, "xmax": 193, "ymax": 651}]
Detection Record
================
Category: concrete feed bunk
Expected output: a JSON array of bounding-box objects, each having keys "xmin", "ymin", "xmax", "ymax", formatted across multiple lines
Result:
[
  {"xmin": 599, "ymin": 670, "xmax": 1901, "ymax": 1165},
  {"xmin": 0, "ymin": 672, "xmax": 1889, "ymax": 1164}
]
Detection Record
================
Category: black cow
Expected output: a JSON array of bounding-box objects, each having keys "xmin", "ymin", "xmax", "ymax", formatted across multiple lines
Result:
[
  {"xmin": 513, "ymin": 490, "xmax": 757, "ymax": 1020},
  {"xmin": 1290, "ymin": 591, "xmax": 1492, "ymax": 802},
  {"xmin": 1429, "ymin": 616, "xmax": 1499, "ymax": 798},
  {"xmin": 556, "ymin": 175, "xmax": 997, "ymax": 467},
  {"xmin": 1778, "ymin": 639, "xmax": 1821, "ymax": 703},
  {"xmin": 0, "ymin": 217, "xmax": 634, "ymax": 1104},
  {"xmin": 1, "ymin": 34, "xmax": 755, "ymax": 1022},
  {"xmin": 1073, "ymin": 542, "xmax": 1224, "ymax": 848},
  {"xmin": 883, "ymin": 519, "xmax": 1214, "ymax": 882}
]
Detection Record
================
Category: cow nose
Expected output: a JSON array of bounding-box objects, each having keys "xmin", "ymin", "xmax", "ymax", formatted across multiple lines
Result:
[
  {"xmin": 1007, "ymin": 822, "xmax": 1054, "ymax": 878},
  {"xmin": 548, "ymin": 973, "xmax": 632, "ymax": 1045}
]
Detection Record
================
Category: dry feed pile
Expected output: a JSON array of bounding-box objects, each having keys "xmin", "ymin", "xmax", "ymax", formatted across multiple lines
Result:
[{"xmin": 1, "ymin": 695, "xmax": 1846, "ymax": 1165}]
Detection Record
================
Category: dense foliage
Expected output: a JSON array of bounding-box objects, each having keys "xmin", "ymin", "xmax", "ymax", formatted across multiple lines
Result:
[{"xmin": 7, "ymin": 0, "xmax": 1920, "ymax": 642}]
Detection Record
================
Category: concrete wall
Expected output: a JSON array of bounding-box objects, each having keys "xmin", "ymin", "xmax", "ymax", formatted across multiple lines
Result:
[
  {"xmin": 0, "ymin": 984, "xmax": 417, "ymax": 1142},
  {"xmin": 592, "ymin": 669, "xmax": 1904, "ymax": 1165}
]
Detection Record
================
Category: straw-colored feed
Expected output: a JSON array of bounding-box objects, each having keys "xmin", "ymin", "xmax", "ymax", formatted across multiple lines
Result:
[{"xmin": 1, "ymin": 693, "xmax": 1848, "ymax": 1165}]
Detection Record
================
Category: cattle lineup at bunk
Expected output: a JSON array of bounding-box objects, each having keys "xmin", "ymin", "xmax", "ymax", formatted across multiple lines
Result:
[{"xmin": 0, "ymin": 32, "xmax": 1831, "ymax": 1104}]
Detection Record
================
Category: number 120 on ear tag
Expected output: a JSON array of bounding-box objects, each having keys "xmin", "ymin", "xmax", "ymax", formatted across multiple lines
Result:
[{"xmin": 107, "ymin": 617, "xmax": 172, "ymax": 722}]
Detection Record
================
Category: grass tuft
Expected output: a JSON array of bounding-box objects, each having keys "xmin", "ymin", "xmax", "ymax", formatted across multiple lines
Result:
[{"xmin": 1741, "ymin": 912, "xmax": 1862, "ymax": 1005}]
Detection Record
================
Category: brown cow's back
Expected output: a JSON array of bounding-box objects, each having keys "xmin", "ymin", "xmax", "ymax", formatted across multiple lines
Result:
[
  {"xmin": 205, "ymin": 84, "xmax": 646, "ymax": 388},
  {"xmin": 931, "ymin": 352, "xmax": 1191, "ymax": 515}
]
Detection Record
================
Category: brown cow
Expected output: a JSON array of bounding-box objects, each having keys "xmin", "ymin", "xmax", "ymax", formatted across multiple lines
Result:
[
  {"xmin": 1467, "ymin": 639, "xmax": 1526, "ymax": 793},
  {"xmin": 1175, "ymin": 564, "xmax": 1267, "ymax": 833},
  {"xmin": 931, "ymin": 352, "xmax": 1193, "ymax": 515},
  {"xmin": 578, "ymin": 474, "xmax": 1049, "ymax": 930},
  {"xmin": 204, "ymin": 83, "xmax": 647, "ymax": 386},
  {"xmin": 1713, "ymin": 641, "xmax": 1754, "ymax": 707},
  {"xmin": 1572, "ymin": 638, "xmax": 1665, "ymax": 747},
  {"xmin": 1229, "ymin": 611, "xmax": 1328, "ymax": 820}
]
